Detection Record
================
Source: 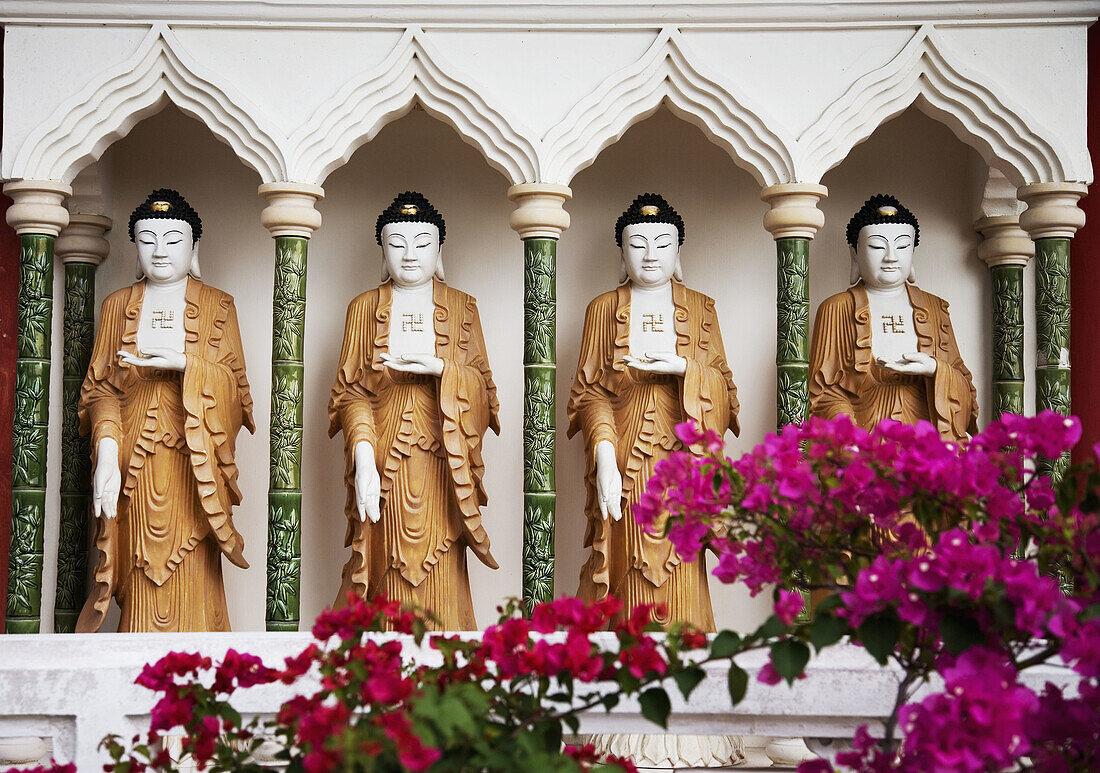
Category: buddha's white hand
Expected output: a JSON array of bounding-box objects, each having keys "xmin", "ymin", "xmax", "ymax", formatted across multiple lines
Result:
[
  {"xmin": 595, "ymin": 440, "xmax": 623, "ymax": 521},
  {"xmin": 353, "ymin": 440, "xmax": 382, "ymax": 523},
  {"xmin": 879, "ymin": 351, "xmax": 937, "ymax": 377},
  {"xmin": 119, "ymin": 347, "xmax": 186, "ymax": 372},
  {"xmin": 380, "ymin": 352, "xmax": 445, "ymax": 377},
  {"xmin": 92, "ymin": 437, "xmax": 121, "ymax": 519},
  {"xmin": 623, "ymin": 351, "xmax": 687, "ymax": 376}
]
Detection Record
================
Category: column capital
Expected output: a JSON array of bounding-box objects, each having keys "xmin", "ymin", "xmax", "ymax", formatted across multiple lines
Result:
[
  {"xmin": 761, "ymin": 183, "xmax": 828, "ymax": 241},
  {"xmin": 974, "ymin": 214, "xmax": 1034, "ymax": 268},
  {"xmin": 1018, "ymin": 182, "xmax": 1088, "ymax": 240},
  {"xmin": 3, "ymin": 180, "xmax": 72, "ymax": 237},
  {"xmin": 508, "ymin": 183, "xmax": 571, "ymax": 240},
  {"xmin": 258, "ymin": 182, "xmax": 324, "ymax": 239},
  {"xmin": 55, "ymin": 214, "xmax": 112, "ymax": 266}
]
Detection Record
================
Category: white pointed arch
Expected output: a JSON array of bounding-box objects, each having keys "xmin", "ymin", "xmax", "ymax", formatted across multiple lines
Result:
[
  {"xmin": 540, "ymin": 29, "xmax": 797, "ymax": 188},
  {"xmin": 288, "ymin": 29, "xmax": 540, "ymax": 186},
  {"xmin": 7, "ymin": 25, "xmax": 288, "ymax": 184},
  {"xmin": 797, "ymin": 26, "xmax": 1086, "ymax": 187}
]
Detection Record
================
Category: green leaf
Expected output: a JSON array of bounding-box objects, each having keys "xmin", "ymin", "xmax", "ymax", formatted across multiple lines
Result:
[
  {"xmin": 616, "ymin": 669, "xmax": 641, "ymax": 693},
  {"xmin": 710, "ymin": 630, "xmax": 742, "ymax": 658},
  {"xmin": 727, "ymin": 662, "xmax": 749, "ymax": 705},
  {"xmin": 756, "ymin": 615, "xmax": 788, "ymax": 639},
  {"xmin": 639, "ymin": 687, "xmax": 671, "ymax": 729},
  {"xmin": 809, "ymin": 613, "xmax": 848, "ymax": 651},
  {"xmin": 601, "ymin": 693, "xmax": 620, "ymax": 711},
  {"xmin": 540, "ymin": 719, "xmax": 563, "ymax": 752},
  {"xmin": 769, "ymin": 639, "xmax": 810, "ymax": 684},
  {"xmin": 940, "ymin": 612, "xmax": 984, "ymax": 656},
  {"xmin": 672, "ymin": 665, "xmax": 706, "ymax": 700},
  {"xmin": 858, "ymin": 612, "xmax": 901, "ymax": 665}
]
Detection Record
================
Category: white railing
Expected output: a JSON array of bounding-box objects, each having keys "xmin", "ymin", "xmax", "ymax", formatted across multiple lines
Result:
[{"xmin": 0, "ymin": 634, "xmax": 1078, "ymax": 771}]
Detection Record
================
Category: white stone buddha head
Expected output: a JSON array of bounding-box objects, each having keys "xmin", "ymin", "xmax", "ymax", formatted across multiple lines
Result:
[
  {"xmin": 376, "ymin": 192, "xmax": 446, "ymax": 287},
  {"xmin": 846, "ymin": 194, "xmax": 919, "ymax": 290},
  {"xmin": 615, "ymin": 193, "xmax": 684, "ymax": 287},
  {"xmin": 129, "ymin": 188, "xmax": 202, "ymax": 283}
]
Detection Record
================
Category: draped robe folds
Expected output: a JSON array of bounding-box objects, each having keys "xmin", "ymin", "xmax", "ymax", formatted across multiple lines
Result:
[
  {"xmin": 76, "ymin": 279, "xmax": 254, "ymax": 633},
  {"xmin": 809, "ymin": 282, "xmax": 978, "ymax": 442},
  {"xmin": 568, "ymin": 283, "xmax": 739, "ymax": 632},
  {"xmin": 328, "ymin": 280, "xmax": 500, "ymax": 631}
]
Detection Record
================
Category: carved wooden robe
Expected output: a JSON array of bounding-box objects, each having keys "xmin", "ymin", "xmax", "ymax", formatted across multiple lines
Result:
[
  {"xmin": 809, "ymin": 282, "xmax": 978, "ymax": 441},
  {"xmin": 568, "ymin": 283, "xmax": 739, "ymax": 631},
  {"xmin": 329, "ymin": 280, "xmax": 499, "ymax": 630},
  {"xmin": 77, "ymin": 279, "xmax": 254, "ymax": 632}
]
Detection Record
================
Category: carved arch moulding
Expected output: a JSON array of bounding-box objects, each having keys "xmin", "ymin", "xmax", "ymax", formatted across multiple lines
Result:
[
  {"xmin": 539, "ymin": 28, "xmax": 797, "ymax": 188},
  {"xmin": 286, "ymin": 28, "xmax": 539, "ymax": 186},
  {"xmin": 795, "ymin": 25, "xmax": 1091, "ymax": 188},
  {"xmin": 4, "ymin": 24, "xmax": 288, "ymax": 185},
  {"xmin": 2, "ymin": 20, "xmax": 1091, "ymax": 190}
]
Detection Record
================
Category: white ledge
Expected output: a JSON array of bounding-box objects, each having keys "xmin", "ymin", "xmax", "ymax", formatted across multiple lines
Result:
[
  {"xmin": 0, "ymin": 634, "xmax": 1080, "ymax": 769},
  {"xmin": 0, "ymin": 1, "xmax": 1097, "ymax": 27}
]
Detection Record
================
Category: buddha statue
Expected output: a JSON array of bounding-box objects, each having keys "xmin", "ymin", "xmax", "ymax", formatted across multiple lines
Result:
[
  {"xmin": 808, "ymin": 194, "xmax": 978, "ymax": 441},
  {"xmin": 328, "ymin": 192, "xmax": 499, "ymax": 631},
  {"xmin": 568, "ymin": 193, "xmax": 740, "ymax": 632},
  {"xmin": 77, "ymin": 188, "xmax": 254, "ymax": 633}
]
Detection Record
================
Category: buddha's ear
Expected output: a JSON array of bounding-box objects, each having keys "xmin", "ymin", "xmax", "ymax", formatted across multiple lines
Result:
[
  {"xmin": 673, "ymin": 253, "xmax": 683, "ymax": 282},
  {"xmin": 435, "ymin": 251, "xmax": 446, "ymax": 282},
  {"xmin": 619, "ymin": 256, "xmax": 628, "ymax": 285},
  {"xmin": 907, "ymin": 264, "xmax": 917, "ymax": 284},
  {"xmin": 848, "ymin": 246, "xmax": 860, "ymax": 286},
  {"xmin": 188, "ymin": 243, "xmax": 202, "ymax": 280}
]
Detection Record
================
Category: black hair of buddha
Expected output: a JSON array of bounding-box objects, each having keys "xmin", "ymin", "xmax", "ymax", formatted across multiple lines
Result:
[
  {"xmin": 845, "ymin": 193, "xmax": 920, "ymax": 248},
  {"xmin": 375, "ymin": 191, "xmax": 446, "ymax": 246},
  {"xmin": 128, "ymin": 188, "xmax": 202, "ymax": 243},
  {"xmin": 614, "ymin": 193, "xmax": 685, "ymax": 247}
]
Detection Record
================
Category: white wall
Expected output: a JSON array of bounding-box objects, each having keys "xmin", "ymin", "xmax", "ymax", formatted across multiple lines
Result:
[{"xmin": 39, "ymin": 102, "xmax": 1017, "ymax": 634}]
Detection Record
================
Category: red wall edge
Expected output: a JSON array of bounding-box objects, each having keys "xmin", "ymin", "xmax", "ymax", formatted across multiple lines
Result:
[{"xmin": 1071, "ymin": 20, "xmax": 1100, "ymax": 461}]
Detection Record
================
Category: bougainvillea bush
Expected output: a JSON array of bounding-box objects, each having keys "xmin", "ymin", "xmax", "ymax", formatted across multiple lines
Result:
[
  {"xmin": 97, "ymin": 594, "xmax": 760, "ymax": 773},
  {"xmin": 15, "ymin": 411, "xmax": 1098, "ymax": 773},
  {"xmin": 639, "ymin": 411, "xmax": 1100, "ymax": 773}
]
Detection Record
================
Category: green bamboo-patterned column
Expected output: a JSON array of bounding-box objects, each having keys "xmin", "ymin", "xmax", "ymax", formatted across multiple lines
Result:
[
  {"xmin": 1019, "ymin": 183, "xmax": 1087, "ymax": 483},
  {"xmin": 761, "ymin": 184, "xmax": 827, "ymax": 430},
  {"xmin": 259, "ymin": 183, "xmax": 324, "ymax": 632},
  {"xmin": 762, "ymin": 183, "xmax": 826, "ymax": 625},
  {"xmin": 53, "ymin": 214, "xmax": 111, "ymax": 633},
  {"xmin": 4, "ymin": 180, "xmax": 71, "ymax": 634},
  {"xmin": 509, "ymin": 183, "xmax": 571, "ymax": 614},
  {"xmin": 775, "ymin": 237, "xmax": 810, "ymax": 428},
  {"xmin": 975, "ymin": 215, "xmax": 1032, "ymax": 421}
]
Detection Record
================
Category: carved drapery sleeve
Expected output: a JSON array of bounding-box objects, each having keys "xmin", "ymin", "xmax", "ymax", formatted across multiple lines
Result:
[
  {"xmin": 437, "ymin": 288, "xmax": 499, "ymax": 567},
  {"xmin": 679, "ymin": 291, "xmax": 740, "ymax": 439},
  {"xmin": 180, "ymin": 286, "xmax": 254, "ymax": 568},
  {"xmin": 913, "ymin": 289, "xmax": 979, "ymax": 441},
  {"xmin": 808, "ymin": 291, "xmax": 860, "ymax": 421},
  {"xmin": 566, "ymin": 292, "xmax": 618, "ymax": 453}
]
